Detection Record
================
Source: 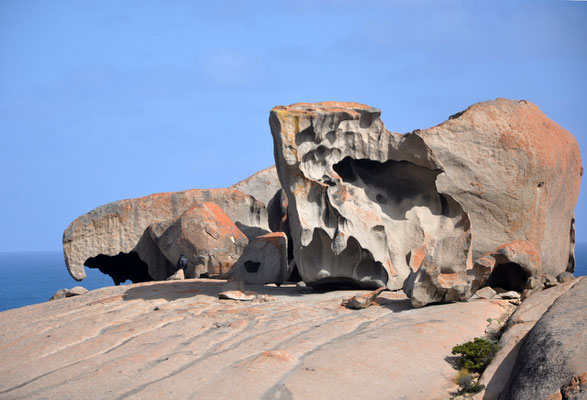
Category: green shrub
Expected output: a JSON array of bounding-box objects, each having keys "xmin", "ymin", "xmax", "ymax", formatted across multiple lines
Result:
[
  {"xmin": 454, "ymin": 369, "xmax": 485, "ymax": 394},
  {"xmin": 451, "ymin": 337, "xmax": 499, "ymax": 373}
]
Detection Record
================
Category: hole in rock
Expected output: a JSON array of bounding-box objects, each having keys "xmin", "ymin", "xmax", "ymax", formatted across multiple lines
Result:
[
  {"xmin": 485, "ymin": 262, "xmax": 529, "ymax": 292},
  {"xmin": 85, "ymin": 252, "xmax": 153, "ymax": 285},
  {"xmin": 333, "ymin": 157, "xmax": 452, "ymax": 219},
  {"xmin": 244, "ymin": 260, "xmax": 261, "ymax": 273}
]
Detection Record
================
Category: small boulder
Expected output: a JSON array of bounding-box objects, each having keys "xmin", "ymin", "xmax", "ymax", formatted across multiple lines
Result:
[
  {"xmin": 542, "ymin": 274, "xmax": 559, "ymax": 288},
  {"xmin": 50, "ymin": 286, "xmax": 88, "ymax": 301},
  {"xmin": 228, "ymin": 232, "xmax": 289, "ymax": 286},
  {"xmin": 218, "ymin": 290, "xmax": 258, "ymax": 301},
  {"xmin": 342, "ymin": 287, "xmax": 385, "ymax": 310},
  {"xmin": 556, "ymin": 271, "xmax": 575, "ymax": 283},
  {"xmin": 476, "ymin": 287, "xmax": 497, "ymax": 299},
  {"xmin": 499, "ymin": 291, "xmax": 521, "ymax": 300},
  {"xmin": 50, "ymin": 289, "xmax": 69, "ymax": 300},
  {"xmin": 67, "ymin": 286, "xmax": 88, "ymax": 296},
  {"xmin": 167, "ymin": 269, "xmax": 185, "ymax": 281}
]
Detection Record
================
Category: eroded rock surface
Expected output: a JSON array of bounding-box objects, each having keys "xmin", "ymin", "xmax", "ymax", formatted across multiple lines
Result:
[
  {"xmin": 500, "ymin": 277, "xmax": 586, "ymax": 400},
  {"xmin": 229, "ymin": 165, "xmax": 281, "ymax": 205},
  {"xmin": 0, "ymin": 280, "xmax": 514, "ymax": 400},
  {"xmin": 270, "ymin": 100, "xmax": 581, "ymax": 305},
  {"xmin": 148, "ymin": 202, "xmax": 248, "ymax": 279},
  {"xmin": 63, "ymin": 188, "xmax": 269, "ymax": 282},
  {"xmin": 228, "ymin": 232, "xmax": 289, "ymax": 285}
]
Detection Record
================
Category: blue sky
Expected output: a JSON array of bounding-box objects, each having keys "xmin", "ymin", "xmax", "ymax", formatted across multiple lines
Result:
[{"xmin": 0, "ymin": 0, "xmax": 585, "ymax": 251}]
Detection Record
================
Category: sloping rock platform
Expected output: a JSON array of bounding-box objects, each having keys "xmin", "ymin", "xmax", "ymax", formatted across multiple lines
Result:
[{"xmin": 0, "ymin": 280, "xmax": 514, "ymax": 399}]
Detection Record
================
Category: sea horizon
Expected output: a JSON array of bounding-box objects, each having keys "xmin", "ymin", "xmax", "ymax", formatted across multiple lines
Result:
[{"xmin": 1, "ymin": 242, "xmax": 586, "ymax": 313}]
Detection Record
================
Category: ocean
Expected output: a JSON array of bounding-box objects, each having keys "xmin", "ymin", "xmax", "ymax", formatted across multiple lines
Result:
[{"xmin": 0, "ymin": 243, "xmax": 586, "ymax": 312}]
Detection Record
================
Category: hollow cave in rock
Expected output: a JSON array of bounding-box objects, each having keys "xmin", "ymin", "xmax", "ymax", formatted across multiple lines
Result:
[
  {"xmin": 485, "ymin": 262, "xmax": 529, "ymax": 292},
  {"xmin": 85, "ymin": 252, "xmax": 153, "ymax": 285}
]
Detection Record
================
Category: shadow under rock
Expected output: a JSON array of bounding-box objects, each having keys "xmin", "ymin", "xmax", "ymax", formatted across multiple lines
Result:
[{"xmin": 374, "ymin": 296, "xmax": 414, "ymax": 313}]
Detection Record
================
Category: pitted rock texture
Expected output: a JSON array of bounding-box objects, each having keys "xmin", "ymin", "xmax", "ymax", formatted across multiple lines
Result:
[
  {"xmin": 229, "ymin": 165, "xmax": 281, "ymax": 205},
  {"xmin": 63, "ymin": 188, "xmax": 269, "ymax": 281},
  {"xmin": 0, "ymin": 280, "xmax": 514, "ymax": 400},
  {"xmin": 148, "ymin": 202, "xmax": 248, "ymax": 279},
  {"xmin": 270, "ymin": 100, "xmax": 581, "ymax": 303},
  {"xmin": 228, "ymin": 232, "xmax": 289, "ymax": 285}
]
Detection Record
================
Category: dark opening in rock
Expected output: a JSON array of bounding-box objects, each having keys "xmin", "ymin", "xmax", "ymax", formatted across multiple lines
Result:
[
  {"xmin": 85, "ymin": 252, "xmax": 153, "ymax": 285},
  {"xmin": 485, "ymin": 262, "xmax": 529, "ymax": 292},
  {"xmin": 244, "ymin": 260, "xmax": 261, "ymax": 273}
]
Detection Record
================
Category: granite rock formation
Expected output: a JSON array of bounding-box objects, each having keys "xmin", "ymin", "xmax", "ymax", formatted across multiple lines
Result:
[
  {"xmin": 270, "ymin": 100, "xmax": 581, "ymax": 305},
  {"xmin": 148, "ymin": 202, "xmax": 248, "ymax": 279},
  {"xmin": 228, "ymin": 232, "xmax": 289, "ymax": 285},
  {"xmin": 0, "ymin": 279, "xmax": 515, "ymax": 400},
  {"xmin": 63, "ymin": 188, "xmax": 269, "ymax": 283},
  {"xmin": 229, "ymin": 165, "xmax": 281, "ymax": 205},
  {"xmin": 500, "ymin": 277, "xmax": 586, "ymax": 400}
]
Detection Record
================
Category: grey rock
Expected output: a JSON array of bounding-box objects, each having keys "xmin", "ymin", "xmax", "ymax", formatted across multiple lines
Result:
[
  {"xmin": 166, "ymin": 269, "xmax": 185, "ymax": 281},
  {"xmin": 476, "ymin": 286, "xmax": 497, "ymax": 299},
  {"xmin": 228, "ymin": 232, "xmax": 289, "ymax": 286},
  {"xmin": 50, "ymin": 289, "xmax": 68, "ymax": 300},
  {"xmin": 66, "ymin": 286, "xmax": 88, "ymax": 296},
  {"xmin": 498, "ymin": 291, "xmax": 520, "ymax": 299},
  {"xmin": 542, "ymin": 273, "xmax": 559, "ymax": 288},
  {"xmin": 500, "ymin": 277, "xmax": 587, "ymax": 400},
  {"xmin": 270, "ymin": 100, "xmax": 581, "ymax": 306},
  {"xmin": 557, "ymin": 271, "xmax": 575, "ymax": 283},
  {"xmin": 479, "ymin": 279, "xmax": 580, "ymax": 400},
  {"xmin": 229, "ymin": 165, "xmax": 281, "ymax": 206}
]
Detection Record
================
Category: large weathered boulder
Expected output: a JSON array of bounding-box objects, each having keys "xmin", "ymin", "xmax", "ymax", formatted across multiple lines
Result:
[
  {"xmin": 229, "ymin": 165, "xmax": 281, "ymax": 205},
  {"xmin": 63, "ymin": 188, "xmax": 269, "ymax": 282},
  {"xmin": 228, "ymin": 232, "xmax": 289, "ymax": 285},
  {"xmin": 269, "ymin": 100, "xmax": 581, "ymax": 304},
  {"xmin": 500, "ymin": 277, "xmax": 586, "ymax": 400},
  {"xmin": 148, "ymin": 202, "xmax": 248, "ymax": 279}
]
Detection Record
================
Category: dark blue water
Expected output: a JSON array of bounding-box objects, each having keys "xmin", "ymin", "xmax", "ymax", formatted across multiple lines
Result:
[
  {"xmin": 0, "ymin": 243, "xmax": 586, "ymax": 312},
  {"xmin": 0, "ymin": 251, "xmax": 127, "ymax": 312}
]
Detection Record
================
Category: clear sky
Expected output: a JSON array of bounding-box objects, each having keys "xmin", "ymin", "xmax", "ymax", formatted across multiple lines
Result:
[{"xmin": 0, "ymin": 0, "xmax": 585, "ymax": 252}]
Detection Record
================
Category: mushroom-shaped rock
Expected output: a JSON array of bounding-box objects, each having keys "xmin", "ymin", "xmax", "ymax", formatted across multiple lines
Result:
[
  {"xmin": 149, "ymin": 202, "xmax": 248, "ymax": 279},
  {"xmin": 229, "ymin": 165, "xmax": 281, "ymax": 205},
  {"xmin": 228, "ymin": 232, "xmax": 289, "ymax": 286},
  {"xmin": 63, "ymin": 188, "xmax": 269, "ymax": 282},
  {"xmin": 269, "ymin": 99, "xmax": 581, "ymax": 304}
]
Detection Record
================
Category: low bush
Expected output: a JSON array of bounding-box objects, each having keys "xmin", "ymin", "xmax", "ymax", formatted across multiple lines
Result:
[{"xmin": 451, "ymin": 337, "xmax": 499, "ymax": 374}]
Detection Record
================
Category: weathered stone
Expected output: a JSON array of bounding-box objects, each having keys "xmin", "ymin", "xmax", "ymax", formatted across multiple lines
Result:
[
  {"xmin": 270, "ymin": 99, "xmax": 581, "ymax": 305},
  {"xmin": 500, "ymin": 277, "xmax": 586, "ymax": 400},
  {"xmin": 228, "ymin": 232, "xmax": 289, "ymax": 286},
  {"xmin": 149, "ymin": 202, "xmax": 248, "ymax": 279},
  {"xmin": 229, "ymin": 165, "xmax": 281, "ymax": 205},
  {"xmin": 267, "ymin": 188, "xmax": 294, "ymax": 263},
  {"xmin": 404, "ymin": 255, "xmax": 492, "ymax": 307},
  {"xmin": 542, "ymin": 273, "xmax": 559, "ymax": 288},
  {"xmin": 66, "ymin": 286, "xmax": 88, "ymax": 296},
  {"xmin": 342, "ymin": 287, "xmax": 385, "ymax": 309},
  {"xmin": 49, "ymin": 289, "xmax": 68, "ymax": 300},
  {"xmin": 166, "ymin": 269, "xmax": 185, "ymax": 281},
  {"xmin": 63, "ymin": 188, "xmax": 270, "ymax": 282},
  {"xmin": 0, "ymin": 279, "xmax": 516, "ymax": 399},
  {"xmin": 476, "ymin": 286, "xmax": 497, "ymax": 299},
  {"xmin": 479, "ymin": 279, "xmax": 580, "ymax": 400},
  {"xmin": 557, "ymin": 271, "xmax": 575, "ymax": 283},
  {"xmin": 218, "ymin": 290, "xmax": 258, "ymax": 301},
  {"xmin": 498, "ymin": 291, "xmax": 520, "ymax": 300},
  {"xmin": 483, "ymin": 240, "xmax": 542, "ymax": 291},
  {"xmin": 50, "ymin": 287, "xmax": 88, "ymax": 300}
]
